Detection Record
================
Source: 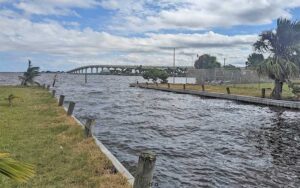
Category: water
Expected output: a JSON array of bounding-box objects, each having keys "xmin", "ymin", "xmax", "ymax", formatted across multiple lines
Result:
[{"xmin": 1, "ymin": 73, "xmax": 300, "ymax": 187}]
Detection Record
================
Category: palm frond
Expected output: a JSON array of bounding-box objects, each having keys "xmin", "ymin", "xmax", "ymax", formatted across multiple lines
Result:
[
  {"xmin": 257, "ymin": 57, "xmax": 299, "ymax": 81},
  {"xmin": 0, "ymin": 153, "xmax": 35, "ymax": 182}
]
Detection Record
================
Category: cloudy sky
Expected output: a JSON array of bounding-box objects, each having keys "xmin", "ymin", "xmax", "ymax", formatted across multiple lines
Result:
[{"xmin": 0, "ymin": 0, "xmax": 300, "ymax": 72}]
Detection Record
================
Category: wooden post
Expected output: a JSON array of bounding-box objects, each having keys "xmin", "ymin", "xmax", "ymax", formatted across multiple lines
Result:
[
  {"xmin": 183, "ymin": 84, "xmax": 186, "ymax": 90},
  {"xmin": 261, "ymin": 88, "xmax": 266, "ymax": 98},
  {"xmin": 201, "ymin": 84, "xmax": 205, "ymax": 91},
  {"xmin": 156, "ymin": 83, "xmax": 158, "ymax": 87},
  {"xmin": 52, "ymin": 90, "xmax": 56, "ymax": 98},
  {"xmin": 67, "ymin": 102, "xmax": 75, "ymax": 116},
  {"xmin": 85, "ymin": 73, "xmax": 87, "ymax": 84},
  {"xmin": 133, "ymin": 151, "xmax": 156, "ymax": 188},
  {"xmin": 146, "ymin": 82, "xmax": 148, "ymax": 86},
  {"xmin": 137, "ymin": 81, "xmax": 139, "ymax": 85},
  {"xmin": 226, "ymin": 87, "xmax": 231, "ymax": 94},
  {"xmin": 84, "ymin": 119, "xmax": 94, "ymax": 137},
  {"xmin": 168, "ymin": 83, "xmax": 170, "ymax": 89},
  {"xmin": 58, "ymin": 95, "xmax": 65, "ymax": 106}
]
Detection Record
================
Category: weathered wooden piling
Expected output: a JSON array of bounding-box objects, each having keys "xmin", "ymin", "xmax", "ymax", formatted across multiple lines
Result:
[
  {"xmin": 85, "ymin": 73, "xmax": 87, "ymax": 84},
  {"xmin": 67, "ymin": 102, "xmax": 75, "ymax": 116},
  {"xmin": 137, "ymin": 81, "xmax": 139, "ymax": 85},
  {"xmin": 183, "ymin": 84, "xmax": 186, "ymax": 90},
  {"xmin": 261, "ymin": 88, "xmax": 266, "ymax": 98},
  {"xmin": 52, "ymin": 74, "xmax": 57, "ymax": 87},
  {"xmin": 52, "ymin": 90, "xmax": 56, "ymax": 98},
  {"xmin": 133, "ymin": 151, "xmax": 156, "ymax": 188},
  {"xmin": 168, "ymin": 83, "xmax": 170, "ymax": 88},
  {"xmin": 226, "ymin": 87, "xmax": 231, "ymax": 94},
  {"xmin": 156, "ymin": 83, "xmax": 158, "ymax": 87},
  {"xmin": 201, "ymin": 84, "xmax": 205, "ymax": 91},
  {"xmin": 146, "ymin": 82, "xmax": 148, "ymax": 86},
  {"xmin": 58, "ymin": 95, "xmax": 65, "ymax": 106},
  {"xmin": 84, "ymin": 118, "xmax": 95, "ymax": 137}
]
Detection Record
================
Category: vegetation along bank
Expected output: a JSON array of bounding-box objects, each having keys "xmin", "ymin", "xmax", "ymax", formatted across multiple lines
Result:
[{"xmin": 0, "ymin": 86, "xmax": 129, "ymax": 188}]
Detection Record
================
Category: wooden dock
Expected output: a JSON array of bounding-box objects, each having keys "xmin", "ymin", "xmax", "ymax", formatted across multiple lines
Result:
[{"xmin": 130, "ymin": 83, "xmax": 300, "ymax": 110}]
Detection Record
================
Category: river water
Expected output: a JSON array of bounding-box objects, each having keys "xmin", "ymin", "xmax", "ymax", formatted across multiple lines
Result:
[{"xmin": 1, "ymin": 73, "xmax": 300, "ymax": 188}]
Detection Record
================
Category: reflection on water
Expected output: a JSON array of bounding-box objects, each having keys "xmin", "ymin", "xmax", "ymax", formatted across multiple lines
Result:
[{"xmin": 1, "ymin": 73, "xmax": 299, "ymax": 188}]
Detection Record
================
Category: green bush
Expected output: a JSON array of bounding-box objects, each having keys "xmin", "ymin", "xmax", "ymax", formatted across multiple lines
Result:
[{"xmin": 142, "ymin": 69, "xmax": 169, "ymax": 83}]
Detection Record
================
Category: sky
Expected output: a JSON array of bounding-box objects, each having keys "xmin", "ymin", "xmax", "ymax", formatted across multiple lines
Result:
[{"xmin": 0, "ymin": 0, "xmax": 300, "ymax": 72}]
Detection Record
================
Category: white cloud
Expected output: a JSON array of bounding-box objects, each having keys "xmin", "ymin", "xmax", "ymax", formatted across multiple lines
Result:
[
  {"xmin": 2, "ymin": 0, "xmax": 299, "ymax": 71},
  {"xmin": 101, "ymin": 0, "xmax": 300, "ymax": 32},
  {"xmin": 14, "ymin": 0, "xmax": 100, "ymax": 16},
  {"xmin": 0, "ymin": 14, "xmax": 257, "ymax": 70}
]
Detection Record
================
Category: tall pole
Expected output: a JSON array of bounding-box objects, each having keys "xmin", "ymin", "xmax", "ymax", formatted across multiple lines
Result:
[
  {"xmin": 173, "ymin": 48, "xmax": 175, "ymax": 84},
  {"xmin": 186, "ymin": 55, "xmax": 193, "ymax": 84},
  {"xmin": 224, "ymin": 58, "xmax": 226, "ymax": 67}
]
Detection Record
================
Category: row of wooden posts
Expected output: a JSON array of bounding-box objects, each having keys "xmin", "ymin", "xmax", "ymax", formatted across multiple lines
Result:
[
  {"xmin": 141, "ymin": 82, "xmax": 268, "ymax": 98},
  {"xmin": 41, "ymin": 83, "xmax": 156, "ymax": 188}
]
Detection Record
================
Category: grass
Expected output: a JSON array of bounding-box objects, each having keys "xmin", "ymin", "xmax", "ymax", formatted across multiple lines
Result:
[
  {"xmin": 0, "ymin": 86, "xmax": 130, "ymax": 188},
  {"xmin": 148, "ymin": 82, "xmax": 299, "ymax": 100}
]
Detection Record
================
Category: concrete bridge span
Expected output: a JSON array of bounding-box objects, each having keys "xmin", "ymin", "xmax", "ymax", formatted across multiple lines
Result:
[{"xmin": 67, "ymin": 65, "xmax": 192, "ymax": 76}]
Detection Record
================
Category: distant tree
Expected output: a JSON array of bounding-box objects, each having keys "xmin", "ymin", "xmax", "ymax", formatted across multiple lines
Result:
[
  {"xmin": 142, "ymin": 69, "xmax": 169, "ymax": 83},
  {"xmin": 223, "ymin": 64, "xmax": 240, "ymax": 70},
  {"xmin": 194, "ymin": 54, "xmax": 221, "ymax": 69},
  {"xmin": 254, "ymin": 18, "xmax": 300, "ymax": 99},
  {"xmin": 18, "ymin": 60, "xmax": 40, "ymax": 86},
  {"xmin": 245, "ymin": 53, "xmax": 264, "ymax": 69}
]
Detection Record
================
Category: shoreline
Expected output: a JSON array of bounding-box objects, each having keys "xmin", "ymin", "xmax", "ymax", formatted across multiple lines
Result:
[
  {"xmin": 130, "ymin": 83, "xmax": 300, "ymax": 110},
  {"xmin": 56, "ymin": 95, "xmax": 135, "ymax": 185},
  {"xmin": 0, "ymin": 86, "xmax": 131, "ymax": 187}
]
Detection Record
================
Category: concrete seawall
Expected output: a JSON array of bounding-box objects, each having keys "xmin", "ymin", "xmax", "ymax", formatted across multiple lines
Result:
[
  {"xmin": 130, "ymin": 83, "xmax": 300, "ymax": 110},
  {"xmin": 51, "ymin": 89, "xmax": 135, "ymax": 185}
]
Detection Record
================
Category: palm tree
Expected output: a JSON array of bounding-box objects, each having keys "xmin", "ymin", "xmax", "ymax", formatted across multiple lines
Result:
[
  {"xmin": 0, "ymin": 152, "xmax": 35, "ymax": 182},
  {"xmin": 19, "ymin": 60, "xmax": 40, "ymax": 86},
  {"xmin": 254, "ymin": 18, "xmax": 300, "ymax": 99}
]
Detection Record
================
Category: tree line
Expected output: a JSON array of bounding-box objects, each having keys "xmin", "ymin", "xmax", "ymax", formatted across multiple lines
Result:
[{"xmin": 193, "ymin": 18, "xmax": 300, "ymax": 99}]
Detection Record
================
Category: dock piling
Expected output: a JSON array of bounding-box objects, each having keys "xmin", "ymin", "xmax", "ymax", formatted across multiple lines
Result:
[
  {"xmin": 183, "ymin": 84, "xmax": 186, "ymax": 90},
  {"xmin": 226, "ymin": 87, "xmax": 231, "ymax": 94},
  {"xmin": 67, "ymin": 102, "xmax": 75, "ymax": 116},
  {"xmin": 201, "ymin": 84, "xmax": 205, "ymax": 91},
  {"xmin": 58, "ymin": 95, "xmax": 65, "ymax": 106},
  {"xmin": 84, "ymin": 118, "xmax": 95, "ymax": 137},
  {"xmin": 133, "ymin": 151, "xmax": 156, "ymax": 188},
  {"xmin": 168, "ymin": 83, "xmax": 170, "ymax": 89},
  {"xmin": 261, "ymin": 88, "xmax": 266, "ymax": 98},
  {"xmin": 52, "ymin": 90, "xmax": 56, "ymax": 98}
]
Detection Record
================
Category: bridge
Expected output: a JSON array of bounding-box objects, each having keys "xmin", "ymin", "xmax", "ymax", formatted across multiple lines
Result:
[{"xmin": 67, "ymin": 65, "xmax": 193, "ymax": 76}]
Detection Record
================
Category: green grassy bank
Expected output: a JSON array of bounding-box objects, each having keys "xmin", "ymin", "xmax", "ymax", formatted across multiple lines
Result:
[
  {"xmin": 0, "ymin": 86, "xmax": 130, "ymax": 188},
  {"xmin": 151, "ymin": 82, "xmax": 298, "ymax": 100}
]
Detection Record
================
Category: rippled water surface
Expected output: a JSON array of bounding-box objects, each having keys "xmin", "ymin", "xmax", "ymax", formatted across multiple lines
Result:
[{"xmin": 1, "ymin": 73, "xmax": 300, "ymax": 187}]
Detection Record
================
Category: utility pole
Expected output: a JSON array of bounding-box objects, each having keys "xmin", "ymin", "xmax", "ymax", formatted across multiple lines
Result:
[
  {"xmin": 223, "ymin": 58, "xmax": 226, "ymax": 67},
  {"xmin": 173, "ymin": 48, "xmax": 175, "ymax": 84}
]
